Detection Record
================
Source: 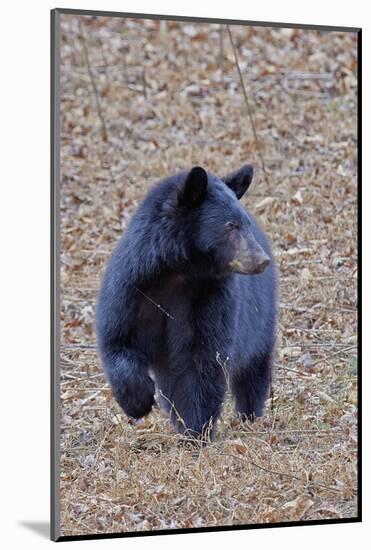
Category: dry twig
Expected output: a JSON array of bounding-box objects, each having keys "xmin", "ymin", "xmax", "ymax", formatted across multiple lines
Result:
[
  {"xmin": 226, "ymin": 25, "xmax": 270, "ymax": 191},
  {"xmin": 78, "ymin": 21, "xmax": 108, "ymax": 142}
]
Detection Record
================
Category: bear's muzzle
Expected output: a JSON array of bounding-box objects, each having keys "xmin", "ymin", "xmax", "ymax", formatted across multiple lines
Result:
[{"xmin": 229, "ymin": 233, "xmax": 270, "ymax": 275}]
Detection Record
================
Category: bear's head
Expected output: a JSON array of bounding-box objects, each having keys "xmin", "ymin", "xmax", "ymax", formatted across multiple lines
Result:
[{"xmin": 175, "ymin": 165, "xmax": 270, "ymax": 277}]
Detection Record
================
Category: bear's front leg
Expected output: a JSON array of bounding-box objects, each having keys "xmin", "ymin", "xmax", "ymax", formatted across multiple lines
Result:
[
  {"xmin": 162, "ymin": 365, "xmax": 227, "ymax": 440},
  {"xmin": 102, "ymin": 348, "xmax": 155, "ymax": 420}
]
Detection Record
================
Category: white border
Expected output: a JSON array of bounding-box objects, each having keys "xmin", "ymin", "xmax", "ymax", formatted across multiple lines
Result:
[{"xmin": 0, "ymin": 1, "xmax": 368, "ymax": 548}]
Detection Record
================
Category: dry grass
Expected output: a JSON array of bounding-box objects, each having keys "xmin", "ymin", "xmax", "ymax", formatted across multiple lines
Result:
[{"xmin": 59, "ymin": 14, "xmax": 358, "ymax": 536}]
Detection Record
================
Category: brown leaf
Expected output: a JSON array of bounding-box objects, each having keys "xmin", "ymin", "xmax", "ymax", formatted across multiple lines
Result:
[
  {"xmin": 300, "ymin": 352, "xmax": 315, "ymax": 372},
  {"xmin": 291, "ymin": 190, "xmax": 303, "ymax": 206},
  {"xmin": 255, "ymin": 197, "xmax": 275, "ymax": 211},
  {"xmin": 300, "ymin": 268, "xmax": 312, "ymax": 284},
  {"xmin": 281, "ymin": 496, "xmax": 314, "ymax": 520},
  {"xmin": 234, "ymin": 443, "xmax": 248, "ymax": 455}
]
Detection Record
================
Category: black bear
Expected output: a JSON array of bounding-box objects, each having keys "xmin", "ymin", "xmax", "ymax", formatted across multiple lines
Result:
[{"xmin": 96, "ymin": 165, "xmax": 278, "ymax": 439}]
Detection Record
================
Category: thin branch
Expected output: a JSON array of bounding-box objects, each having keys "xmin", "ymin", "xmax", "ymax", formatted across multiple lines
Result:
[
  {"xmin": 79, "ymin": 390, "xmax": 102, "ymax": 406},
  {"xmin": 311, "ymin": 344, "xmax": 357, "ymax": 368},
  {"xmin": 78, "ymin": 21, "xmax": 108, "ymax": 143},
  {"xmin": 230, "ymin": 428, "xmax": 345, "ymax": 436},
  {"xmin": 278, "ymin": 364, "xmax": 313, "ymax": 377},
  {"xmin": 61, "ymin": 343, "xmax": 97, "ymax": 349},
  {"xmin": 252, "ymin": 71, "xmax": 334, "ymax": 81},
  {"xmin": 218, "ymin": 450, "xmax": 341, "ymax": 493},
  {"xmin": 61, "ymin": 386, "xmax": 110, "ymax": 392},
  {"xmin": 128, "ymin": 282, "xmax": 175, "ymax": 321},
  {"xmin": 142, "ymin": 68, "xmax": 147, "ymax": 98},
  {"xmin": 226, "ymin": 25, "xmax": 270, "ymax": 191},
  {"xmin": 219, "ymin": 25, "xmax": 224, "ymax": 82},
  {"xmin": 97, "ymin": 36, "xmax": 111, "ymax": 88}
]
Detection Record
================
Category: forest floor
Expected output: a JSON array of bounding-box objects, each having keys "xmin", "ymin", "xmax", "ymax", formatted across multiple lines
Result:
[{"xmin": 58, "ymin": 14, "xmax": 358, "ymax": 536}]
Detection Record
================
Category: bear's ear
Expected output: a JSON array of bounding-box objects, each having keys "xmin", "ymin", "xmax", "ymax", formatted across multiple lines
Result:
[
  {"xmin": 223, "ymin": 164, "xmax": 254, "ymax": 199},
  {"xmin": 178, "ymin": 166, "xmax": 208, "ymax": 207}
]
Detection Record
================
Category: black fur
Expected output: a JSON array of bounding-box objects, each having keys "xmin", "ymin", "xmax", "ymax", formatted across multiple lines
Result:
[{"xmin": 96, "ymin": 165, "xmax": 278, "ymax": 439}]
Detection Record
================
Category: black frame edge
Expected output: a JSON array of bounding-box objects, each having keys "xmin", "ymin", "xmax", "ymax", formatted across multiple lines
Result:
[
  {"xmin": 51, "ymin": 7, "xmax": 61, "ymax": 543},
  {"xmin": 56, "ymin": 517, "xmax": 360, "ymax": 542},
  {"xmin": 54, "ymin": 7, "xmax": 361, "ymax": 33},
  {"xmin": 356, "ymin": 28, "xmax": 362, "ymax": 522},
  {"xmin": 50, "ymin": 8, "xmax": 55, "ymax": 542}
]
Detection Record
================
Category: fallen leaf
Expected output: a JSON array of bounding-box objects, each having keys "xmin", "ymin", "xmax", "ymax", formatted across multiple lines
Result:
[{"xmin": 291, "ymin": 190, "xmax": 303, "ymax": 205}]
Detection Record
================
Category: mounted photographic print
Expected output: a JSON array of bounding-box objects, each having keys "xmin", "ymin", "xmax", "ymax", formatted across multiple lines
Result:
[{"xmin": 51, "ymin": 8, "xmax": 361, "ymax": 542}]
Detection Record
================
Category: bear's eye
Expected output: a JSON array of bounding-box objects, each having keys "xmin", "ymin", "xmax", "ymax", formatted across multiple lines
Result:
[{"xmin": 225, "ymin": 221, "xmax": 240, "ymax": 232}]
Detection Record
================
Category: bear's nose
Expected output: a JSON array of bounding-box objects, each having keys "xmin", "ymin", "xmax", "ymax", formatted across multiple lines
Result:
[{"xmin": 254, "ymin": 253, "xmax": 270, "ymax": 273}]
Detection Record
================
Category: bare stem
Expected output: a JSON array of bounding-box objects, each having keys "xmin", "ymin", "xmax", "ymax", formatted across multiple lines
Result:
[
  {"xmin": 226, "ymin": 25, "xmax": 270, "ymax": 191},
  {"xmin": 219, "ymin": 25, "xmax": 224, "ymax": 82},
  {"xmin": 78, "ymin": 21, "xmax": 108, "ymax": 142}
]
